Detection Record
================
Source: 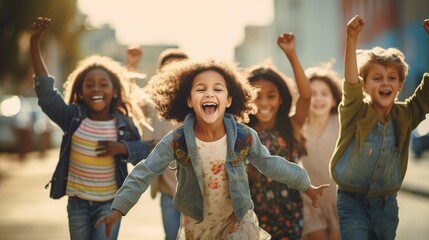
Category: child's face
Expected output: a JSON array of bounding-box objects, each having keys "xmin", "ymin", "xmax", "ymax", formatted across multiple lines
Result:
[
  {"xmin": 187, "ymin": 70, "xmax": 232, "ymax": 125},
  {"xmin": 363, "ymin": 63, "xmax": 403, "ymax": 116},
  {"xmin": 81, "ymin": 69, "xmax": 118, "ymax": 119},
  {"xmin": 253, "ymin": 79, "xmax": 282, "ymax": 128},
  {"xmin": 310, "ymin": 79, "xmax": 336, "ymax": 118}
]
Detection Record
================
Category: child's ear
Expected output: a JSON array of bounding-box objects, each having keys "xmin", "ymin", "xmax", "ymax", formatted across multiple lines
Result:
[
  {"xmin": 187, "ymin": 97, "xmax": 193, "ymax": 108},
  {"xmin": 113, "ymin": 88, "xmax": 119, "ymax": 98},
  {"xmin": 398, "ymin": 81, "xmax": 404, "ymax": 91},
  {"xmin": 227, "ymin": 96, "xmax": 232, "ymax": 108},
  {"xmin": 362, "ymin": 84, "xmax": 369, "ymax": 94}
]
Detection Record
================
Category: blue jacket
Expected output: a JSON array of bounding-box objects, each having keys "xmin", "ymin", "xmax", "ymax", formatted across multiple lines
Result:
[
  {"xmin": 112, "ymin": 113, "xmax": 311, "ymax": 222},
  {"xmin": 33, "ymin": 75, "xmax": 150, "ymax": 199}
]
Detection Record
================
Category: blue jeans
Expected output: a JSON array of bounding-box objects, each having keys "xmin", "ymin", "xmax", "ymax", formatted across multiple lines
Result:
[
  {"xmin": 337, "ymin": 189, "xmax": 398, "ymax": 240},
  {"xmin": 160, "ymin": 192, "xmax": 180, "ymax": 240},
  {"xmin": 67, "ymin": 196, "xmax": 121, "ymax": 240}
]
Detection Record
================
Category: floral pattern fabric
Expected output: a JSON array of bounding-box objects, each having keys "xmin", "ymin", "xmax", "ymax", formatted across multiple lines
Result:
[
  {"xmin": 248, "ymin": 129, "xmax": 304, "ymax": 240},
  {"xmin": 178, "ymin": 135, "xmax": 270, "ymax": 240}
]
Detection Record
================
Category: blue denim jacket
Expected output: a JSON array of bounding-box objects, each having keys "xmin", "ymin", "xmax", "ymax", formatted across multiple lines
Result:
[
  {"xmin": 333, "ymin": 119, "xmax": 401, "ymax": 197},
  {"xmin": 112, "ymin": 113, "xmax": 310, "ymax": 222},
  {"xmin": 33, "ymin": 75, "xmax": 150, "ymax": 199}
]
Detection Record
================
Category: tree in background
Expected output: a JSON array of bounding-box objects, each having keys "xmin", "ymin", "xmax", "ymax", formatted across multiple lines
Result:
[{"xmin": 0, "ymin": 0, "xmax": 86, "ymax": 94}]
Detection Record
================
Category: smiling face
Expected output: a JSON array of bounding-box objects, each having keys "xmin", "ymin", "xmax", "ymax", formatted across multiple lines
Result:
[
  {"xmin": 253, "ymin": 79, "xmax": 282, "ymax": 129},
  {"xmin": 187, "ymin": 70, "xmax": 232, "ymax": 126},
  {"xmin": 363, "ymin": 63, "xmax": 403, "ymax": 117},
  {"xmin": 310, "ymin": 79, "xmax": 336, "ymax": 118},
  {"xmin": 80, "ymin": 68, "xmax": 118, "ymax": 120}
]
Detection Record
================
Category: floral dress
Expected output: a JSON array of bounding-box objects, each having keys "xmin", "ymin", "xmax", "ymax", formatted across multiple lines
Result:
[
  {"xmin": 247, "ymin": 129, "xmax": 304, "ymax": 240},
  {"xmin": 177, "ymin": 135, "xmax": 270, "ymax": 240}
]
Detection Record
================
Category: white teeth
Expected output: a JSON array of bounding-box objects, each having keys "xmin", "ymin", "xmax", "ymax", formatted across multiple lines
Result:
[
  {"xmin": 92, "ymin": 96, "xmax": 103, "ymax": 101},
  {"xmin": 259, "ymin": 109, "xmax": 270, "ymax": 114},
  {"xmin": 202, "ymin": 102, "xmax": 217, "ymax": 107}
]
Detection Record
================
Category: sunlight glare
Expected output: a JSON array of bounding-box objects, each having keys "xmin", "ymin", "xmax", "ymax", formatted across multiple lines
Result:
[{"xmin": 78, "ymin": 0, "xmax": 273, "ymax": 60}]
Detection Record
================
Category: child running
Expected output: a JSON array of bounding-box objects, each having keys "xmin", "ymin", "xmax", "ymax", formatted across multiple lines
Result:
[
  {"xmin": 331, "ymin": 15, "xmax": 429, "ymax": 239},
  {"xmin": 95, "ymin": 58, "xmax": 329, "ymax": 239},
  {"xmin": 30, "ymin": 17, "xmax": 151, "ymax": 240},
  {"xmin": 246, "ymin": 32, "xmax": 310, "ymax": 239},
  {"xmin": 301, "ymin": 63, "xmax": 342, "ymax": 240}
]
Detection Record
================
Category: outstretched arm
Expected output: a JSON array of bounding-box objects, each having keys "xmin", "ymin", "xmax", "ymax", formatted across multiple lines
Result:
[
  {"xmin": 344, "ymin": 15, "xmax": 365, "ymax": 85},
  {"xmin": 30, "ymin": 17, "xmax": 51, "ymax": 77},
  {"xmin": 95, "ymin": 209, "xmax": 122, "ymax": 238},
  {"xmin": 304, "ymin": 184, "xmax": 330, "ymax": 208},
  {"xmin": 423, "ymin": 18, "xmax": 429, "ymax": 35},
  {"xmin": 277, "ymin": 33, "xmax": 311, "ymax": 128}
]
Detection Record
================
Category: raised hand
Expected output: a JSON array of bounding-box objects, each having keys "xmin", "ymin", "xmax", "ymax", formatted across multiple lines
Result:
[
  {"xmin": 30, "ymin": 17, "xmax": 51, "ymax": 77},
  {"xmin": 126, "ymin": 44, "xmax": 143, "ymax": 71},
  {"xmin": 423, "ymin": 19, "xmax": 429, "ymax": 35},
  {"xmin": 304, "ymin": 184, "xmax": 330, "ymax": 208},
  {"xmin": 347, "ymin": 15, "xmax": 365, "ymax": 39},
  {"xmin": 31, "ymin": 17, "xmax": 51, "ymax": 41},
  {"xmin": 277, "ymin": 32, "xmax": 296, "ymax": 56}
]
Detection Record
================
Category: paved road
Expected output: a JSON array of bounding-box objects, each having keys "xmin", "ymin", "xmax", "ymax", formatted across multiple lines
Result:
[{"xmin": 0, "ymin": 149, "xmax": 428, "ymax": 240}]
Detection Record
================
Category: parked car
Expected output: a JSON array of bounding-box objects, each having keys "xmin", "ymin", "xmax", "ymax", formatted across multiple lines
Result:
[
  {"xmin": 0, "ymin": 95, "xmax": 61, "ymax": 158},
  {"xmin": 410, "ymin": 114, "xmax": 429, "ymax": 159}
]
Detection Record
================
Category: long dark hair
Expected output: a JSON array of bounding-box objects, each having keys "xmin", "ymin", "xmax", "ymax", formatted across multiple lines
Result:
[{"xmin": 246, "ymin": 64, "xmax": 297, "ymax": 159}]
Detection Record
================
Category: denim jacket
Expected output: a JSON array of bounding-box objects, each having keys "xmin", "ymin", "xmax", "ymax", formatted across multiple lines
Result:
[
  {"xmin": 33, "ymin": 75, "xmax": 150, "ymax": 199},
  {"xmin": 112, "ymin": 113, "xmax": 310, "ymax": 222},
  {"xmin": 331, "ymin": 73, "xmax": 429, "ymax": 198}
]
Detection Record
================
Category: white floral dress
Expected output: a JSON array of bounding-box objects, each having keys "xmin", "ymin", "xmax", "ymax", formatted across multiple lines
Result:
[{"xmin": 177, "ymin": 135, "xmax": 270, "ymax": 240}]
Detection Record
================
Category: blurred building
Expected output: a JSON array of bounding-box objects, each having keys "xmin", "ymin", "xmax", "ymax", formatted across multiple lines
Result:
[
  {"xmin": 235, "ymin": 0, "xmax": 342, "ymax": 80},
  {"xmin": 235, "ymin": 0, "xmax": 429, "ymax": 100},
  {"xmin": 79, "ymin": 24, "xmax": 180, "ymax": 86}
]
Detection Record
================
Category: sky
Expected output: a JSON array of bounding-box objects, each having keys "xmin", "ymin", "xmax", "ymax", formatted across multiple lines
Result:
[{"xmin": 78, "ymin": 0, "xmax": 273, "ymax": 61}]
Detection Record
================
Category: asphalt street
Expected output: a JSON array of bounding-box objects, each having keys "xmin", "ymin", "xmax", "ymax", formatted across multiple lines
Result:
[{"xmin": 0, "ymin": 149, "xmax": 428, "ymax": 240}]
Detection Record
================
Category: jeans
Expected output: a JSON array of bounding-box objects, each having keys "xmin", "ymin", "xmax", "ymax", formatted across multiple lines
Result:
[
  {"xmin": 67, "ymin": 196, "xmax": 121, "ymax": 240},
  {"xmin": 337, "ymin": 189, "xmax": 398, "ymax": 240},
  {"xmin": 160, "ymin": 192, "xmax": 180, "ymax": 240}
]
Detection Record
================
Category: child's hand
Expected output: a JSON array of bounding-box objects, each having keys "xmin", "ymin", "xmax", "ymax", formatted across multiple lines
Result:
[
  {"xmin": 277, "ymin": 32, "xmax": 296, "ymax": 55},
  {"xmin": 95, "ymin": 209, "xmax": 122, "ymax": 238},
  {"xmin": 347, "ymin": 15, "xmax": 365, "ymax": 39},
  {"xmin": 126, "ymin": 44, "xmax": 143, "ymax": 71},
  {"xmin": 96, "ymin": 141, "xmax": 127, "ymax": 156},
  {"xmin": 31, "ymin": 17, "xmax": 51, "ymax": 41},
  {"xmin": 423, "ymin": 19, "xmax": 429, "ymax": 35},
  {"xmin": 304, "ymin": 184, "xmax": 330, "ymax": 208}
]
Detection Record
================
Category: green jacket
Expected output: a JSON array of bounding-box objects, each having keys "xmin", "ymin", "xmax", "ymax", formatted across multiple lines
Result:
[{"xmin": 330, "ymin": 73, "xmax": 429, "ymax": 197}]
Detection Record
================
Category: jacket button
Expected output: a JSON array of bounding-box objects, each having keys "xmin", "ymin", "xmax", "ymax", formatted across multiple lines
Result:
[{"xmin": 119, "ymin": 130, "xmax": 124, "ymax": 136}]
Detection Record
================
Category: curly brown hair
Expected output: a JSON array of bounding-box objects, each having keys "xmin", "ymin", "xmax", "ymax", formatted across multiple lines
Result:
[
  {"xmin": 63, "ymin": 55, "xmax": 146, "ymax": 131},
  {"xmin": 147, "ymin": 59, "xmax": 258, "ymax": 123}
]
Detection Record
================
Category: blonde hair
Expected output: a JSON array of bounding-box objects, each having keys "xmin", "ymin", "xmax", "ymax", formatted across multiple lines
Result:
[{"xmin": 356, "ymin": 46, "xmax": 409, "ymax": 82}]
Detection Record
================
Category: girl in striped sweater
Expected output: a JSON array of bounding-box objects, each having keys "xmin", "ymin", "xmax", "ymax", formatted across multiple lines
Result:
[{"xmin": 30, "ymin": 17, "xmax": 151, "ymax": 240}]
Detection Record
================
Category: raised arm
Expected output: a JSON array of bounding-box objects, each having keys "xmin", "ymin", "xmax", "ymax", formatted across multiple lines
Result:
[
  {"xmin": 277, "ymin": 33, "xmax": 311, "ymax": 128},
  {"xmin": 423, "ymin": 18, "xmax": 429, "ymax": 35},
  {"xmin": 30, "ymin": 17, "xmax": 51, "ymax": 77},
  {"xmin": 126, "ymin": 44, "xmax": 143, "ymax": 72},
  {"xmin": 344, "ymin": 15, "xmax": 365, "ymax": 85}
]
